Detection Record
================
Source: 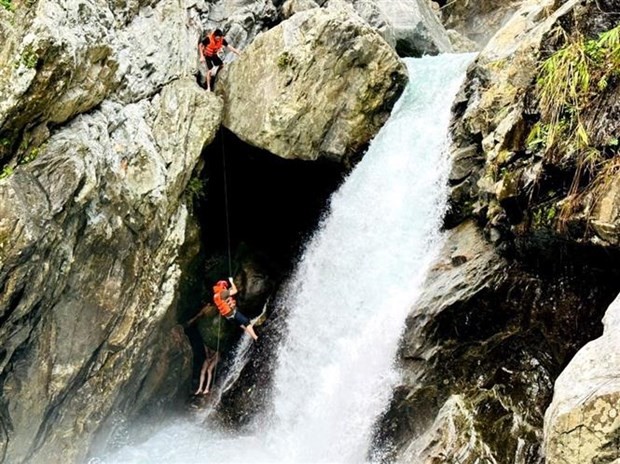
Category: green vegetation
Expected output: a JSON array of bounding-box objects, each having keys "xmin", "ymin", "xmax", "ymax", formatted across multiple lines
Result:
[
  {"xmin": 0, "ymin": 0, "xmax": 13, "ymax": 11},
  {"xmin": 277, "ymin": 51, "xmax": 293, "ymax": 70},
  {"xmin": 532, "ymin": 204, "xmax": 558, "ymax": 228},
  {"xmin": 15, "ymin": 46, "xmax": 38, "ymax": 69},
  {"xmin": 530, "ymin": 24, "xmax": 620, "ymax": 228},
  {"xmin": 185, "ymin": 176, "xmax": 206, "ymax": 202},
  {"xmin": 0, "ymin": 166, "xmax": 13, "ymax": 180},
  {"xmin": 534, "ymin": 25, "xmax": 620, "ymax": 158},
  {"xmin": 20, "ymin": 147, "xmax": 40, "ymax": 165},
  {"xmin": 21, "ymin": 47, "xmax": 38, "ymax": 69}
]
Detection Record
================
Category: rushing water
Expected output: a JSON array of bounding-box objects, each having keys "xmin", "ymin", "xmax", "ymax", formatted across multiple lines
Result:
[{"xmin": 103, "ymin": 53, "xmax": 475, "ymax": 464}]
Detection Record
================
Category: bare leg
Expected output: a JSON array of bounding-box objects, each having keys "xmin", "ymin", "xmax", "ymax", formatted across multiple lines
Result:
[
  {"xmin": 204, "ymin": 352, "xmax": 220, "ymax": 393},
  {"xmin": 205, "ymin": 72, "xmax": 212, "ymax": 92},
  {"xmin": 195, "ymin": 358, "xmax": 208, "ymax": 395},
  {"xmin": 208, "ymin": 66, "xmax": 218, "ymax": 91},
  {"xmin": 242, "ymin": 324, "xmax": 258, "ymax": 341}
]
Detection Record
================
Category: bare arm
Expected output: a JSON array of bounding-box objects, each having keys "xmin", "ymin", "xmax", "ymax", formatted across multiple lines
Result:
[
  {"xmin": 226, "ymin": 44, "xmax": 241, "ymax": 56},
  {"xmin": 228, "ymin": 277, "xmax": 239, "ymax": 296},
  {"xmin": 185, "ymin": 304, "xmax": 215, "ymax": 326}
]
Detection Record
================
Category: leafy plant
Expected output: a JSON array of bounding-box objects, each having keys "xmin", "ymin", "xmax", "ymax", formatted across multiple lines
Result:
[
  {"xmin": 277, "ymin": 51, "xmax": 293, "ymax": 70},
  {"xmin": 15, "ymin": 46, "xmax": 38, "ymax": 69},
  {"xmin": 531, "ymin": 24, "xmax": 620, "ymax": 230},
  {"xmin": 0, "ymin": 0, "xmax": 13, "ymax": 11},
  {"xmin": 20, "ymin": 147, "xmax": 40, "ymax": 164},
  {"xmin": 185, "ymin": 176, "xmax": 206, "ymax": 202},
  {"xmin": 21, "ymin": 48, "xmax": 38, "ymax": 69},
  {"xmin": 0, "ymin": 166, "xmax": 13, "ymax": 180}
]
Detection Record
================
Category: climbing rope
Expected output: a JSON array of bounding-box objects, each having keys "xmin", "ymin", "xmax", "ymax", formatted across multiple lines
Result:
[
  {"xmin": 221, "ymin": 131, "xmax": 233, "ymax": 277},
  {"xmin": 212, "ymin": 130, "xmax": 232, "ymax": 390}
]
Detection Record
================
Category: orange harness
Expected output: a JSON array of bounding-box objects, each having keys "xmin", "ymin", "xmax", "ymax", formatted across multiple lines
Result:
[
  {"xmin": 213, "ymin": 284, "xmax": 233, "ymax": 317},
  {"xmin": 204, "ymin": 32, "xmax": 224, "ymax": 57}
]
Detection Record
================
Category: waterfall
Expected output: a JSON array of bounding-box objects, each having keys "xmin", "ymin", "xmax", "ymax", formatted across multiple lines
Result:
[{"xmin": 103, "ymin": 53, "xmax": 475, "ymax": 464}]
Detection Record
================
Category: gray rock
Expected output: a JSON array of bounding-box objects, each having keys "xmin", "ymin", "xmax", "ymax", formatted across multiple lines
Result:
[
  {"xmin": 544, "ymin": 292, "xmax": 620, "ymax": 464},
  {"xmin": 281, "ymin": 0, "xmax": 319, "ymax": 19},
  {"xmin": 441, "ymin": 0, "xmax": 527, "ymax": 47},
  {"xmin": 219, "ymin": 3, "xmax": 408, "ymax": 163},
  {"xmin": 373, "ymin": 0, "xmax": 453, "ymax": 56},
  {"xmin": 0, "ymin": 0, "xmax": 201, "ymax": 140},
  {"xmin": 376, "ymin": 220, "xmax": 620, "ymax": 463},
  {"xmin": 0, "ymin": 79, "xmax": 222, "ymax": 463},
  {"xmin": 328, "ymin": 0, "xmax": 453, "ymax": 56},
  {"xmin": 327, "ymin": 0, "xmax": 396, "ymax": 48},
  {"xmin": 447, "ymin": 29, "xmax": 480, "ymax": 53}
]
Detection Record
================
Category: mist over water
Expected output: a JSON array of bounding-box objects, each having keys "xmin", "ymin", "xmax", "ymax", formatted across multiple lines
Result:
[{"xmin": 104, "ymin": 53, "xmax": 475, "ymax": 464}]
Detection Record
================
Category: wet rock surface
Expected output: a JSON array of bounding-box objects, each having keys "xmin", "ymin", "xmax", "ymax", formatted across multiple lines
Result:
[{"xmin": 375, "ymin": 222, "xmax": 620, "ymax": 463}]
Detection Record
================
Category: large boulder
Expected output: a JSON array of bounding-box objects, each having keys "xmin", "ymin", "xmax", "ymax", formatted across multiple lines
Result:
[
  {"xmin": 324, "ymin": 0, "xmax": 454, "ymax": 56},
  {"xmin": 440, "ymin": 0, "xmax": 527, "ymax": 47},
  {"xmin": 544, "ymin": 292, "xmax": 620, "ymax": 464},
  {"xmin": 371, "ymin": 0, "xmax": 453, "ymax": 56},
  {"xmin": 219, "ymin": 3, "xmax": 408, "ymax": 163}
]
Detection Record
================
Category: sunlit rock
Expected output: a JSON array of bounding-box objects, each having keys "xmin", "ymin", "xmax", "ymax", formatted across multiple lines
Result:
[
  {"xmin": 0, "ymin": 0, "xmax": 200, "ymax": 157},
  {"xmin": 445, "ymin": 0, "xmax": 578, "ymax": 227},
  {"xmin": 219, "ymin": 3, "xmax": 408, "ymax": 163}
]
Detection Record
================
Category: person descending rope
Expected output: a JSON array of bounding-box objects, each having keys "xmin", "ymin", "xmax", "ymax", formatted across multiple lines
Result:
[
  {"xmin": 199, "ymin": 28, "xmax": 241, "ymax": 92},
  {"xmin": 213, "ymin": 277, "xmax": 258, "ymax": 341}
]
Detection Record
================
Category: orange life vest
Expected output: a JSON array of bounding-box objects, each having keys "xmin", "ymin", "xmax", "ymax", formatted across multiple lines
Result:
[
  {"xmin": 204, "ymin": 32, "xmax": 224, "ymax": 57},
  {"xmin": 213, "ymin": 283, "xmax": 233, "ymax": 317}
]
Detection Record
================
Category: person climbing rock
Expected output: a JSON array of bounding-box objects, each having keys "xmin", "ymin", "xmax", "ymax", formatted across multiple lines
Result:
[
  {"xmin": 213, "ymin": 277, "xmax": 258, "ymax": 341},
  {"xmin": 199, "ymin": 28, "xmax": 241, "ymax": 92}
]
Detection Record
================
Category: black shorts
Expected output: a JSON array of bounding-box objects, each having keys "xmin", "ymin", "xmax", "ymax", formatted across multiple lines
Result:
[
  {"xmin": 226, "ymin": 310, "xmax": 251, "ymax": 327},
  {"xmin": 205, "ymin": 54, "xmax": 223, "ymax": 69}
]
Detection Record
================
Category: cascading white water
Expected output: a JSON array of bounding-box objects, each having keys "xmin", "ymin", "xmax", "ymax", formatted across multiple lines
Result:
[{"xmin": 103, "ymin": 53, "xmax": 475, "ymax": 464}]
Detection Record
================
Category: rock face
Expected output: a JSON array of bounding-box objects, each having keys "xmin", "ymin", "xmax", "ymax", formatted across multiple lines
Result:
[
  {"xmin": 0, "ymin": 78, "xmax": 221, "ymax": 464},
  {"xmin": 544, "ymin": 293, "xmax": 620, "ymax": 464},
  {"xmin": 190, "ymin": 0, "xmax": 278, "ymax": 52},
  {"xmin": 0, "ymin": 1, "xmax": 223, "ymax": 462},
  {"xmin": 372, "ymin": 0, "xmax": 452, "ymax": 55},
  {"xmin": 445, "ymin": 0, "xmax": 568, "ymax": 229},
  {"xmin": 375, "ymin": 221, "xmax": 620, "ymax": 463},
  {"xmin": 329, "ymin": 0, "xmax": 454, "ymax": 56},
  {"xmin": 219, "ymin": 3, "xmax": 408, "ymax": 163},
  {"xmin": 0, "ymin": 0, "xmax": 202, "ymax": 158},
  {"xmin": 440, "ymin": 0, "xmax": 527, "ymax": 47},
  {"xmin": 446, "ymin": 0, "xmax": 620, "ymax": 251}
]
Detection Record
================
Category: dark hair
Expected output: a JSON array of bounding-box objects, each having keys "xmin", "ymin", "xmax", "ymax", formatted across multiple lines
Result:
[{"xmin": 214, "ymin": 28, "xmax": 224, "ymax": 37}]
